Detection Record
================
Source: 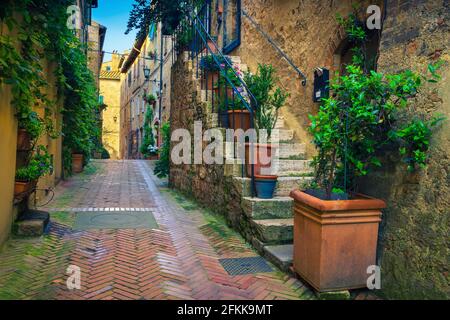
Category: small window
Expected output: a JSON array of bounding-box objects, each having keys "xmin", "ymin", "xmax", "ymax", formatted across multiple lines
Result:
[{"xmin": 106, "ymin": 66, "xmax": 111, "ymax": 71}]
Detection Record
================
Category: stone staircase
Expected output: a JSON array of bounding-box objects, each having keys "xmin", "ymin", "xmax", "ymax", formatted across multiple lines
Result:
[{"xmin": 187, "ymin": 52, "xmax": 314, "ymax": 271}]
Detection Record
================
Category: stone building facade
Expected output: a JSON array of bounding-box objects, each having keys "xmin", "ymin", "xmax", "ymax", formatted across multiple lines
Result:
[
  {"xmin": 119, "ymin": 23, "xmax": 174, "ymax": 159},
  {"xmin": 170, "ymin": 0, "xmax": 449, "ymax": 299}
]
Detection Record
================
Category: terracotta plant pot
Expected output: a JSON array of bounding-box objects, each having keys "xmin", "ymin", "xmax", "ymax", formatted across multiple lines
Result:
[
  {"xmin": 228, "ymin": 110, "xmax": 251, "ymax": 132},
  {"xmin": 72, "ymin": 154, "xmax": 84, "ymax": 173},
  {"xmin": 289, "ymin": 190, "xmax": 386, "ymax": 292},
  {"xmin": 203, "ymin": 70, "xmax": 219, "ymax": 90},
  {"xmin": 245, "ymin": 143, "xmax": 277, "ymax": 177},
  {"xmin": 14, "ymin": 180, "xmax": 37, "ymax": 197},
  {"xmin": 17, "ymin": 129, "xmax": 32, "ymax": 151}
]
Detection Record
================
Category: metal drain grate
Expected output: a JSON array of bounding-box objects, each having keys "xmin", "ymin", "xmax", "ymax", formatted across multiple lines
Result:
[
  {"xmin": 219, "ymin": 257, "xmax": 273, "ymax": 275},
  {"xmin": 73, "ymin": 211, "xmax": 158, "ymax": 231}
]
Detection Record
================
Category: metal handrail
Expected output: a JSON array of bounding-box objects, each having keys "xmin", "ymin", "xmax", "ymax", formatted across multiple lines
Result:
[
  {"xmin": 191, "ymin": 14, "xmax": 258, "ymax": 115},
  {"xmin": 174, "ymin": 3, "xmax": 257, "ymax": 197},
  {"xmin": 242, "ymin": 9, "xmax": 307, "ymax": 86}
]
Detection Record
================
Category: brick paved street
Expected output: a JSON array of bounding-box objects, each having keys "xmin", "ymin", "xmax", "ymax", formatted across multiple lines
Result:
[{"xmin": 0, "ymin": 160, "xmax": 315, "ymax": 300}]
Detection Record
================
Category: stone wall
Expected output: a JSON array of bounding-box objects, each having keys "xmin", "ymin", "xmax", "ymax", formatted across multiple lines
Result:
[
  {"xmin": 359, "ymin": 0, "xmax": 450, "ymax": 300},
  {"xmin": 234, "ymin": 0, "xmax": 382, "ymax": 155}
]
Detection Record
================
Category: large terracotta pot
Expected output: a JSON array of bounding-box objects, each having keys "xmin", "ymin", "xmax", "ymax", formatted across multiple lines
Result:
[
  {"xmin": 290, "ymin": 190, "xmax": 386, "ymax": 292},
  {"xmin": 245, "ymin": 143, "xmax": 277, "ymax": 177},
  {"xmin": 72, "ymin": 154, "xmax": 84, "ymax": 173},
  {"xmin": 14, "ymin": 180, "xmax": 37, "ymax": 197},
  {"xmin": 17, "ymin": 129, "xmax": 32, "ymax": 151},
  {"xmin": 228, "ymin": 110, "xmax": 251, "ymax": 132}
]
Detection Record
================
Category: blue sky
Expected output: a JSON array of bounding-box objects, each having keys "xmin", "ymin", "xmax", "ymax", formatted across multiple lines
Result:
[{"xmin": 92, "ymin": 0, "xmax": 138, "ymax": 62}]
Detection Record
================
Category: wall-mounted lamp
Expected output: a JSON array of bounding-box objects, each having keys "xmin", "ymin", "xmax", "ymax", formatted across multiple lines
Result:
[
  {"xmin": 143, "ymin": 67, "xmax": 151, "ymax": 80},
  {"xmin": 113, "ymin": 116, "xmax": 118, "ymax": 122}
]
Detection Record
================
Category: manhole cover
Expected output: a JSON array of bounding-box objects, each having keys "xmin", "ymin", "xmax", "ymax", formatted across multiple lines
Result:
[
  {"xmin": 73, "ymin": 211, "xmax": 158, "ymax": 230},
  {"xmin": 219, "ymin": 257, "xmax": 273, "ymax": 275}
]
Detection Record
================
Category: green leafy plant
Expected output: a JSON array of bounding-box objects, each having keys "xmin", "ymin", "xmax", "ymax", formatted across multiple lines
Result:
[
  {"xmin": 15, "ymin": 146, "xmax": 53, "ymax": 182},
  {"xmin": 154, "ymin": 122, "xmax": 171, "ymax": 178},
  {"xmin": 200, "ymin": 54, "xmax": 232, "ymax": 72},
  {"xmin": 244, "ymin": 64, "xmax": 289, "ymax": 138},
  {"xmin": 308, "ymin": 13, "xmax": 445, "ymax": 199},
  {"xmin": 145, "ymin": 93, "xmax": 157, "ymax": 104},
  {"xmin": 140, "ymin": 106, "xmax": 157, "ymax": 157}
]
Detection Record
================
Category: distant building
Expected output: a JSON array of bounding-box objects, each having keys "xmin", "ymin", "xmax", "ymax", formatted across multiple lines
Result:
[
  {"xmin": 99, "ymin": 53, "xmax": 122, "ymax": 160},
  {"xmin": 119, "ymin": 23, "xmax": 174, "ymax": 159}
]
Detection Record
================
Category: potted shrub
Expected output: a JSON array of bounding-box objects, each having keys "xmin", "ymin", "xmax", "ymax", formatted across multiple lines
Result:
[
  {"xmin": 244, "ymin": 64, "xmax": 289, "ymax": 179},
  {"xmin": 290, "ymin": 14, "xmax": 445, "ymax": 292},
  {"xmin": 14, "ymin": 146, "xmax": 53, "ymax": 198}
]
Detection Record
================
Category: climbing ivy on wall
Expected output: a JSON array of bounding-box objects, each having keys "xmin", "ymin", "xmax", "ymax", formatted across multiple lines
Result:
[{"xmin": 0, "ymin": 0, "xmax": 101, "ymax": 175}]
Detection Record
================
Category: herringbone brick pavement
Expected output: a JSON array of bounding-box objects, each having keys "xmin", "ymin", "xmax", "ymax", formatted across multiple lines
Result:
[{"xmin": 0, "ymin": 160, "xmax": 315, "ymax": 300}]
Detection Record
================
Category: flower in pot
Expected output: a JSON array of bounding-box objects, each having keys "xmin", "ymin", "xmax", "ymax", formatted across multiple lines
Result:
[
  {"xmin": 15, "ymin": 146, "xmax": 53, "ymax": 198},
  {"xmin": 243, "ymin": 64, "xmax": 289, "ymax": 179},
  {"xmin": 199, "ymin": 54, "xmax": 231, "ymax": 90},
  {"xmin": 290, "ymin": 13, "xmax": 445, "ymax": 293}
]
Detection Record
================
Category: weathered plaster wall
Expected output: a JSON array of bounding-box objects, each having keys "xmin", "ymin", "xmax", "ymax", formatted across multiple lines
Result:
[
  {"xmin": 359, "ymin": 0, "xmax": 450, "ymax": 300},
  {"xmin": 233, "ymin": 0, "xmax": 381, "ymax": 155},
  {"xmin": 0, "ymin": 24, "xmax": 63, "ymax": 247},
  {"xmin": 0, "ymin": 72, "xmax": 18, "ymax": 247}
]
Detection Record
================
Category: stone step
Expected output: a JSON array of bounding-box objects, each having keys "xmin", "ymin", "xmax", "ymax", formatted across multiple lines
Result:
[
  {"xmin": 275, "ymin": 160, "xmax": 312, "ymax": 176},
  {"xmin": 271, "ymin": 129, "xmax": 295, "ymax": 143},
  {"xmin": 275, "ymin": 116, "xmax": 285, "ymax": 129},
  {"xmin": 263, "ymin": 244, "xmax": 294, "ymax": 272},
  {"xmin": 277, "ymin": 143, "xmax": 307, "ymax": 159},
  {"xmin": 242, "ymin": 196, "xmax": 293, "ymax": 220},
  {"xmin": 233, "ymin": 176, "xmax": 312, "ymax": 197},
  {"xmin": 251, "ymin": 219, "xmax": 294, "ymax": 244}
]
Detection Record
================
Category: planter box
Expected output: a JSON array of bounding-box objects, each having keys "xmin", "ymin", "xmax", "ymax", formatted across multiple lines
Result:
[
  {"xmin": 17, "ymin": 129, "xmax": 32, "ymax": 152},
  {"xmin": 290, "ymin": 190, "xmax": 386, "ymax": 292},
  {"xmin": 72, "ymin": 154, "xmax": 84, "ymax": 173}
]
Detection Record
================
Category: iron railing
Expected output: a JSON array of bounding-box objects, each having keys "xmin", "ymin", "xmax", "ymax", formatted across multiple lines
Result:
[{"xmin": 173, "ymin": 1, "xmax": 257, "ymax": 197}]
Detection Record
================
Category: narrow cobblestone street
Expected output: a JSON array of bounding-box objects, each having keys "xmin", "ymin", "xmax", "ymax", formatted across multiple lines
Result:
[{"xmin": 0, "ymin": 160, "xmax": 314, "ymax": 300}]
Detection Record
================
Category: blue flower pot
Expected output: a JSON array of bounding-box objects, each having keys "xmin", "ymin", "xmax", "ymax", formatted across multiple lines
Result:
[{"xmin": 255, "ymin": 176, "xmax": 278, "ymax": 199}]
